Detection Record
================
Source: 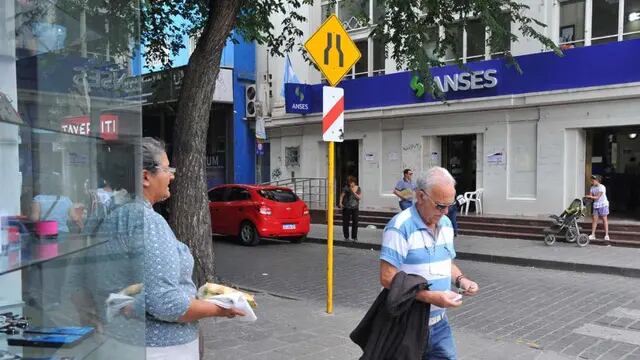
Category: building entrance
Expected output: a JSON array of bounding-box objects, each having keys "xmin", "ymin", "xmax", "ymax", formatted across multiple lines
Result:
[
  {"xmin": 335, "ymin": 140, "xmax": 359, "ymax": 201},
  {"xmin": 586, "ymin": 127, "xmax": 640, "ymax": 218},
  {"xmin": 442, "ymin": 134, "xmax": 477, "ymax": 196}
]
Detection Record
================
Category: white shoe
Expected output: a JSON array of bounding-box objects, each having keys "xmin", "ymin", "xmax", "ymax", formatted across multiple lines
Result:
[
  {"xmin": 604, "ymin": 235, "xmax": 610, "ymax": 241},
  {"xmin": 588, "ymin": 234, "xmax": 596, "ymax": 240}
]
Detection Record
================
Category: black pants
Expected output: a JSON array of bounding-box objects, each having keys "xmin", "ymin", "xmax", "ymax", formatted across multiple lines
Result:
[{"xmin": 342, "ymin": 207, "xmax": 359, "ymax": 240}]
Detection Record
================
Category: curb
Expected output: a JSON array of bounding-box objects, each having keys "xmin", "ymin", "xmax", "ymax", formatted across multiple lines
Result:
[{"xmin": 306, "ymin": 236, "xmax": 640, "ymax": 279}]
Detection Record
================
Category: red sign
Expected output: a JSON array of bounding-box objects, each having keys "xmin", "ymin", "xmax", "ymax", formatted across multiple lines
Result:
[
  {"xmin": 61, "ymin": 114, "xmax": 119, "ymax": 140},
  {"xmin": 100, "ymin": 114, "xmax": 118, "ymax": 140},
  {"xmin": 61, "ymin": 115, "xmax": 91, "ymax": 136}
]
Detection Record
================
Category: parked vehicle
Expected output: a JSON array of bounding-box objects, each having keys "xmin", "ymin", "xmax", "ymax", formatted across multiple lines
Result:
[{"xmin": 208, "ymin": 184, "xmax": 310, "ymax": 246}]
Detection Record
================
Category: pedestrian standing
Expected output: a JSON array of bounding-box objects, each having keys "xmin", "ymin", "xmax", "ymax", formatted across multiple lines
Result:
[
  {"xmin": 339, "ymin": 175, "xmax": 361, "ymax": 242},
  {"xmin": 69, "ymin": 138, "xmax": 245, "ymax": 360},
  {"xmin": 447, "ymin": 195, "xmax": 466, "ymax": 237},
  {"xmin": 380, "ymin": 167, "xmax": 479, "ymax": 359},
  {"xmin": 586, "ymin": 174, "xmax": 610, "ymax": 243},
  {"xmin": 394, "ymin": 169, "xmax": 416, "ymax": 211}
]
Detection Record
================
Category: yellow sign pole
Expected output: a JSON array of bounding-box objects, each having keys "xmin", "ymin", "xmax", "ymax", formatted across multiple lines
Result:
[
  {"xmin": 327, "ymin": 141, "xmax": 334, "ymax": 314},
  {"xmin": 304, "ymin": 13, "xmax": 360, "ymax": 315}
]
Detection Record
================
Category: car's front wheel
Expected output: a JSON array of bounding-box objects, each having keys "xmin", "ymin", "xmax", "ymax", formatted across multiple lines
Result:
[{"xmin": 239, "ymin": 221, "xmax": 260, "ymax": 246}]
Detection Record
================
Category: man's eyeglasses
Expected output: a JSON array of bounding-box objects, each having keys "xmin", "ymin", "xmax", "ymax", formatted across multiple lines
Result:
[
  {"xmin": 155, "ymin": 166, "xmax": 176, "ymax": 175},
  {"xmin": 420, "ymin": 190, "xmax": 455, "ymax": 211}
]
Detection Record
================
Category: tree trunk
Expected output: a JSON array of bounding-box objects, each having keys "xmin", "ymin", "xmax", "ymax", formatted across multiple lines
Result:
[{"xmin": 169, "ymin": 0, "xmax": 241, "ymax": 286}]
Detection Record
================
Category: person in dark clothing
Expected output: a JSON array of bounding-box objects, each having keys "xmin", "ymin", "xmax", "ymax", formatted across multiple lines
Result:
[
  {"xmin": 350, "ymin": 271, "xmax": 430, "ymax": 360},
  {"xmin": 339, "ymin": 175, "xmax": 361, "ymax": 241},
  {"xmin": 447, "ymin": 195, "xmax": 466, "ymax": 236}
]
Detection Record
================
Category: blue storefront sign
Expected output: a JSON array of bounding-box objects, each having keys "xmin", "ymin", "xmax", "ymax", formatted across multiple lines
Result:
[
  {"xmin": 284, "ymin": 39, "xmax": 640, "ymax": 114},
  {"xmin": 285, "ymin": 83, "xmax": 313, "ymax": 114}
]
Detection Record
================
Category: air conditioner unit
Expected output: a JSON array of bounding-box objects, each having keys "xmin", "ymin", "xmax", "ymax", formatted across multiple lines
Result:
[{"xmin": 245, "ymin": 84, "xmax": 257, "ymax": 119}]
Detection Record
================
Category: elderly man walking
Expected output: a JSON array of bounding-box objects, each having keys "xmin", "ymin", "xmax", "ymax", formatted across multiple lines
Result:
[{"xmin": 380, "ymin": 166, "xmax": 479, "ymax": 359}]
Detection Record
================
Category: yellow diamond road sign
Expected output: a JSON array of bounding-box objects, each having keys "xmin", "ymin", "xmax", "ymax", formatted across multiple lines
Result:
[{"xmin": 304, "ymin": 14, "xmax": 361, "ymax": 87}]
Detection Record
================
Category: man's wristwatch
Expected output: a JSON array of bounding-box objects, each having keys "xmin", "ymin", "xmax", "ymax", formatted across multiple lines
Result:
[{"xmin": 455, "ymin": 274, "xmax": 466, "ymax": 288}]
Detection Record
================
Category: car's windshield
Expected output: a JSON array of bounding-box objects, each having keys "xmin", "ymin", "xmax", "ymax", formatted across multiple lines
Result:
[{"xmin": 258, "ymin": 189, "xmax": 298, "ymax": 203}]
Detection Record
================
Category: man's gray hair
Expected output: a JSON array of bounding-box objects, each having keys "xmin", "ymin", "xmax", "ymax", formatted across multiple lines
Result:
[{"xmin": 416, "ymin": 166, "xmax": 456, "ymax": 192}]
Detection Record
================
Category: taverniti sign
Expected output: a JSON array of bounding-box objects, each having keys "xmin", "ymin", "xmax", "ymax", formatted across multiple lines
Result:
[{"xmin": 61, "ymin": 114, "xmax": 119, "ymax": 140}]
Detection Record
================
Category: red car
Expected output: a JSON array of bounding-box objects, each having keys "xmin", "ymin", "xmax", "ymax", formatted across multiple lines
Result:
[{"xmin": 208, "ymin": 184, "xmax": 311, "ymax": 246}]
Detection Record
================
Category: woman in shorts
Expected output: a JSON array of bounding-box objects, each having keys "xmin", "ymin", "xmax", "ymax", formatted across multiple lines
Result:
[{"xmin": 586, "ymin": 174, "xmax": 610, "ymax": 242}]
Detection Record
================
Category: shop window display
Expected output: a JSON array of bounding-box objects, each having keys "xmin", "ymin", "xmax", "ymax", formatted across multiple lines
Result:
[{"xmin": 1, "ymin": 1, "xmax": 143, "ymax": 359}]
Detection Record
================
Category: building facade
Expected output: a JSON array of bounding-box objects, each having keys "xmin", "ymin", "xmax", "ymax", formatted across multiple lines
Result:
[
  {"xmin": 257, "ymin": 0, "xmax": 640, "ymax": 217},
  {"xmin": 135, "ymin": 28, "xmax": 257, "ymax": 188}
]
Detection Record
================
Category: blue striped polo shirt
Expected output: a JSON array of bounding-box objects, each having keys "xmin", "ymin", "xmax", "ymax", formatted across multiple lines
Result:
[{"xmin": 380, "ymin": 205, "xmax": 456, "ymax": 319}]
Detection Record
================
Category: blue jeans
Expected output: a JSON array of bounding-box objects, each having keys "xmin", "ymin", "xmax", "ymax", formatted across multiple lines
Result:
[
  {"xmin": 423, "ymin": 317, "xmax": 457, "ymax": 360},
  {"xmin": 399, "ymin": 200, "xmax": 413, "ymax": 210}
]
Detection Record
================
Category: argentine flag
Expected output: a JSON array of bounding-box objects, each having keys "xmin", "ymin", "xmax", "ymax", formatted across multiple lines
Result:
[{"xmin": 280, "ymin": 54, "xmax": 300, "ymax": 97}]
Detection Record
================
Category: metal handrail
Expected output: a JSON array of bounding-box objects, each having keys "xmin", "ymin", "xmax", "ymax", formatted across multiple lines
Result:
[{"xmin": 262, "ymin": 177, "xmax": 327, "ymax": 210}]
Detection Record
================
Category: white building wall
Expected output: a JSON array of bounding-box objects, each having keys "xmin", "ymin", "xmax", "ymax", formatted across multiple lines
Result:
[
  {"xmin": 268, "ymin": 95, "xmax": 640, "ymax": 216},
  {"xmin": 260, "ymin": 0, "xmax": 640, "ymax": 216}
]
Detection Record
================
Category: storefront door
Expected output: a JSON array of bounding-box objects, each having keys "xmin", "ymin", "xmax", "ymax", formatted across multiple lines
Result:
[
  {"xmin": 334, "ymin": 140, "xmax": 359, "ymax": 202},
  {"xmin": 442, "ymin": 134, "xmax": 477, "ymax": 196},
  {"xmin": 586, "ymin": 127, "xmax": 640, "ymax": 218}
]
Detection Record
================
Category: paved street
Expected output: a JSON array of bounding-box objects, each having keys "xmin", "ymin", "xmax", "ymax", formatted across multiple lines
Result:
[{"xmin": 201, "ymin": 238, "xmax": 640, "ymax": 359}]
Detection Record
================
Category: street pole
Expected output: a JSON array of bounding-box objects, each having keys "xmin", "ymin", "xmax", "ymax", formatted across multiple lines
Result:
[{"xmin": 327, "ymin": 141, "xmax": 334, "ymax": 314}]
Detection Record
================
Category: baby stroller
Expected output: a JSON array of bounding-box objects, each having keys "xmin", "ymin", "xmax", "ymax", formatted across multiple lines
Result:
[{"xmin": 543, "ymin": 197, "xmax": 590, "ymax": 247}]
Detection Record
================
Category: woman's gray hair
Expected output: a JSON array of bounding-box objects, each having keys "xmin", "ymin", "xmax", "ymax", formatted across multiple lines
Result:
[
  {"xmin": 142, "ymin": 137, "xmax": 166, "ymax": 173},
  {"xmin": 416, "ymin": 166, "xmax": 456, "ymax": 192}
]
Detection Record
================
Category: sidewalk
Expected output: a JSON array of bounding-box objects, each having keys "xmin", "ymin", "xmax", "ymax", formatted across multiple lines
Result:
[
  {"xmin": 307, "ymin": 224, "xmax": 640, "ymax": 278},
  {"xmin": 201, "ymin": 293, "xmax": 570, "ymax": 360}
]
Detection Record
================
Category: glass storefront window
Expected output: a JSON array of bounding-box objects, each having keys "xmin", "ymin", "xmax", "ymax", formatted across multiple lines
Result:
[
  {"xmin": 466, "ymin": 19, "xmax": 486, "ymax": 61},
  {"xmin": 1, "ymin": 1, "xmax": 144, "ymax": 359},
  {"xmin": 560, "ymin": 0, "xmax": 586, "ymax": 46},
  {"xmin": 423, "ymin": 27, "xmax": 440, "ymax": 61},
  {"xmin": 353, "ymin": 39, "xmax": 368, "ymax": 78},
  {"xmin": 592, "ymin": 0, "xmax": 620, "ymax": 43},
  {"xmin": 321, "ymin": 2, "xmax": 334, "ymax": 22},
  {"xmin": 444, "ymin": 23, "xmax": 464, "ymax": 63},
  {"xmin": 372, "ymin": 0, "xmax": 385, "ymax": 24},
  {"xmin": 490, "ymin": 13, "xmax": 511, "ymax": 57},
  {"xmin": 339, "ymin": 0, "xmax": 369, "ymax": 30},
  {"xmin": 373, "ymin": 37, "xmax": 385, "ymax": 76},
  {"xmin": 624, "ymin": 0, "xmax": 640, "ymax": 38}
]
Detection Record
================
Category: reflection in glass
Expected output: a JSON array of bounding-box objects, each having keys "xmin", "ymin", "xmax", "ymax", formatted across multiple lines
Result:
[
  {"xmin": 490, "ymin": 13, "xmax": 511, "ymax": 56},
  {"xmin": 339, "ymin": 0, "xmax": 369, "ymax": 30},
  {"xmin": 466, "ymin": 19, "xmax": 486, "ymax": 60},
  {"xmin": 444, "ymin": 23, "xmax": 464, "ymax": 62},
  {"xmin": 1, "ymin": 0, "xmax": 144, "ymax": 358},
  {"xmin": 559, "ymin": 0, "xmax": 586, "ymax": 45},
  {"xmin": 625, "ymin": 0, "xmax": 640, "ymax": 36},
  {"xmin": 373, "ymin": 36, "xmax": 385, "ymax": 76},
  {"xmin": 592, "ymin": 0, "xmax": 619, "ymax": 40},
  {"xmin": 354, "ymin": 39, "xmax": 369, "ymax": 78}
]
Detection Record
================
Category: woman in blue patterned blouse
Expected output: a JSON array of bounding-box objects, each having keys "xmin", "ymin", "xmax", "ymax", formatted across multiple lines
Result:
[
  {"xmin": 69, "ymin": 138, "xmax": 244, "ymax": 360},
  {"xmin": 139, "ymin": 137, "xmax": 245, "ymax": 359}
]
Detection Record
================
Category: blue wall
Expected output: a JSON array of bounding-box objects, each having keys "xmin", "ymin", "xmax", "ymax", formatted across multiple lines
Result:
[
  {"xmin": 132, "ymin": 16, "xmax": 235, "ymax": 75},
  {"xmin": 232, "ymin": 37, "xmax": 256, "ymax": 184},
  {"xmin": 133, "ymin": 24, "xmax": 257, "ymax": 185}
]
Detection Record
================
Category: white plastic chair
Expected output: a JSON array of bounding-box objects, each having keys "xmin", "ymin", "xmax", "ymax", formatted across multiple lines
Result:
[{"xmin": 463, "ymin": 188, "xmax": 484, "ymax": 215}]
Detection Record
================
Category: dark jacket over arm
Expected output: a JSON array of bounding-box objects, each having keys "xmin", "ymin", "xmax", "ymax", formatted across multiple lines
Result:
[{"xmin": 350, "ymin": 272, "xmax": 430, "ymax": 360}]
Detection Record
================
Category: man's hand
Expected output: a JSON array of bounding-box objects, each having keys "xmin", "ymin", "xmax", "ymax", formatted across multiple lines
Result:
[
  {"xmin": 458, "ymin": 278, "xmax": 479, "ymax": 296},
  {"xmin": 417, "ymin": 290, "xmax": 463, "ymax": 308}
]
